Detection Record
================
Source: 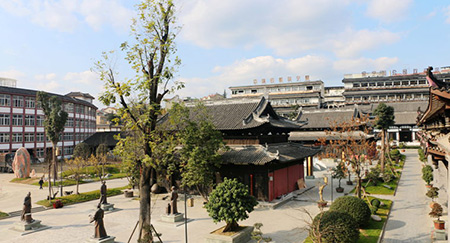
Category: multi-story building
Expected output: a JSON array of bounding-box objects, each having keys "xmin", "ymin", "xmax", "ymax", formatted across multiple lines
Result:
[
  {"xmin": 0, "ymin": 84, "xmax": 97, "ymax": 160},
  {"xmin": 229, "ymin": 80, "xmax": 324, "ymax": 116},
  {"xmin": 342, "ymin": 69, "xmax": 450, "ymax": 104}
]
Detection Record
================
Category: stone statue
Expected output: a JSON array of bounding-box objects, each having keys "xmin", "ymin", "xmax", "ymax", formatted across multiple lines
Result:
[
  {"xmin": 170, "ymin": 186, "xmax": 178, "ymax": 214},
  {"xmin": 90, "ymin": 205, "xmax": 107, "ymax": 239},
  {"xmin": 99, "ymin": 181, "xmax": 107, "ymax": 205},
  {"xmin": 318, "ymin": 176, "xmax": 328, "ymax": 202},
  {"xmin": 21, "ymin": 192, "xmax": 33, "ymax": 223}
]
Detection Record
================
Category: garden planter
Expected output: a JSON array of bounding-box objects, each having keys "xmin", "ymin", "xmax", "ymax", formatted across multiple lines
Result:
[
  {"xmin": 426, "ymin": 184, "xmax": 433, "ymax": 189},
  {"xmin": 52, "ymin": 199, "xmax": 63, "ymax": 209},
  {"xmin": 124, "ymin": 190, "xmax": 134, "ymax": 198},
  {"xmin": 430, "ymin": 202, "xmax": 438, "ymax": 209},
  {"xmin": 346, "ymin": 181, "xmax": 353, "ymax": 185},
  {"xmin": 205, "ymin": 226, "xmax": 253, "ymax": 243},
  {"xmin": 401, "ymin": 149, "xmax": 406, "ymax": 152},
  {"xmin": 336, "ymin": 187, "xmax": 344, "ymax": 193},
  {"xmin": 317, "ymin": 201, "xmax": 328, "ymax": 208},
  {"xmin": 434, "ymin": 220, "xmax": 445, "ymax": 230}
]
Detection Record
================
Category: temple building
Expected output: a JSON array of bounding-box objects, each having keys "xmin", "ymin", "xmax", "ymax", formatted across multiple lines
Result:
[
  {"xmin": 417, "ymin": 67, "xmax": 450, "ymax": 235},
  {"xmin": 161, "ymin": 97, "xmax": 320, "ymax": 201}
]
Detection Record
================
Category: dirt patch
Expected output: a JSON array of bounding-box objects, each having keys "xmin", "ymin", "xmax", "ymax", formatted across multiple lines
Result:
[{"xmin": 211, "ymin": 225, "xmax": 248, "ymax": 236}]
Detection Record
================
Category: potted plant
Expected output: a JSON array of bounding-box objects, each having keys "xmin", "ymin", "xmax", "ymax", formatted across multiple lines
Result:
[
  {"xmin": 346, "ymin": 169, "xmax": 353, "ymax": 185},
  {"xmin": 422, "ymin": 165, "xmax": 433, "ymax": 188},
  {"xmin": 317, "ymin": 176, "xmax": 328, "ymax": 208},
  {"xmin": 429, "ymin": 203, "xmax": 445, "ymax": 230},
  {"xmin": 426, "ymin": 187, "xmax": 439, "ymax": 208},
  {"xmin": 332, "ymin": 163, "xmax": 346, "ymax": 193},
  {"xmin": 205, "ymin": 178, "xmax": 258, "ymax": 242}
]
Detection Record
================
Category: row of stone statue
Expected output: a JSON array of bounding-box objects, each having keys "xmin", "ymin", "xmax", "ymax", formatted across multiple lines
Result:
[{"xmin": 21, "ymin": 182, "xmax": 179, "ymax": 241}]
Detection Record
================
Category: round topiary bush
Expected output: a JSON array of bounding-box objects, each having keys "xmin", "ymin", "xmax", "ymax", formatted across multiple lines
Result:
[
  {"xmin": 310, "ymin": 211, "xmax": 359, "ymax": 243},
  {"xmin": 330, "ymin": 196, "xmax": 371, "ymax": 227}
]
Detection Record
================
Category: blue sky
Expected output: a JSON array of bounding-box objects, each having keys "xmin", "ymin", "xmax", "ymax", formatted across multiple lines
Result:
[{"xmin": 1, "ymin": 0, "xmax": 450, "ymax": 108}]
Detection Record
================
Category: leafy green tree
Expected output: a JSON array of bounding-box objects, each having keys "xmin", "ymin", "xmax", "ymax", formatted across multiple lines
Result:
[
  {"xmin": 374, "ymin": 103, "xmax": 395, "ymax": 172},
  {"xmin": 65, "ymin": 157, "xmax": 86, "ymax": 194},
  {"xmin": 96, "ymin": 143, "xmax": 109, "ymax": 180},
  {"xmin": 73, "ymin": 142, "xmax": 91, "ymax": 160},
  {"xmin": 206, "ymin": 178, "xmax": 258, "ymax": 232},
  {"xmin": 94, "ymin": 0, "xmax": 182, "ymax": 241},
  {"xmin": 169, "ymin": 102, "xmax": 226, "ymax": 201},
  {"xmin": 36, "ymin": 91, "xmax": 68, "ymax": 200},
  {"xmin": 332, "ymin": 163, "xmax": 347, "ymax": 190}
]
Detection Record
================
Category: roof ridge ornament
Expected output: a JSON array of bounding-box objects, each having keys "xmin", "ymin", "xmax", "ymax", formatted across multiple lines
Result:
[{"xmin": 426, "ymin": 66, "xmax": 448, "ymax": 89}]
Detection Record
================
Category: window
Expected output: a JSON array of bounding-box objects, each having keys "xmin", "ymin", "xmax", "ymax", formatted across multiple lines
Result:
[
  {"xmin": 36, "ymin": 115, "xmax": 44, "ymax": 126},
  {"xmin": 25, "ymin": 115, "xmax": 35, "ymax": 126},
  {"xmin": 0, "ymin": 133, "xmax": 9, "ymax": 143},
  {"xmin": 64, "ymin": 103, "xmax": 74, "ymax": 113},
  {"xmin": 66, "ymin": 118, "xmax": 74, "ymax": 127},
  {"xmin": 12, "ymin": 133, "xmax": 22, "ymax": 143},
  {"xmin": 410, "ymin": 80, "xmax": 418, "ymax": 85},
  {"xmin": 0, "ymin": 95, "xmax": 10, "ymax": 106},
  {"xmin": 306, "ymin": 86, "xmax": 313, "ymax": 90},
  {"xmin": 402, "ymin": 81, "xmax": 409, "ymax": 85},
  {"xmin": 394, "ymin": 81, "xmax": 400, "ymax": 86},
  {"xmin": 36, "ymin": 148, "xmax": 44, "ymax": 158},
  {"xmin": 385, "ymin": 82, "xmax": 392, "ymax": 86},
  {"xmin": 64, "ymin": 146, "xmax": 74, "ymax": 156},
  {"xmin": 0, "ymin": 114, "xmax": 10, "ymax": 126},
  {"xmin": 25, "ymin": 97, "xmax": 35, "ymax": 108},
  {"xmin": 63, "ymin": 133, "xmax": 73, "ymax": 141},
  {"xmin": 361, "ymin": 83, "xmax": 368, "ymax": 87},
  {"xmin": 369, "ymin": 82, "xmax": 376, "ymax": 87},
  {"xmin": 251, "ymin": 89, "xmax": 257, "ymax": 94},
  {"xmin": 419, "ymin": 80, "xmax": 426, "ymax": 85},
  {"xmin": 36, "ymin": 133, "xmax": 45, "ymax": 142},
  {"xmin": 12, "ymin": 115, "xmax": 23, "ymax": 126},
  {"xmin": 13, "ymin": 96, "xmax": 23, "ymax": 107},
  {"xmin": 377, "ymin": 82, "xmax": 384, "ymax": 87},
  {"xmin": 24, "ymin": 133, "xmax": 34, "ymax": 142}
]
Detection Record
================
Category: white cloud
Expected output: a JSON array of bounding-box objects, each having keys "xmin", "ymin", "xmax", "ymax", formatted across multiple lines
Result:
[
  {"xmin": 0, "ymin": 0, "xmax": 133, "ymax": 32},
  {"xmin": 178, "ymin": 0, "xmax": 400, "ymax": 56},
  {"xmin": 333, "ymin": 57, "xmax": 399, "ymax": 74},
  {"xmin": 445, "ymin": 6, "xmax": 450, "ymax": 24},
  {"xmin": 366, "ymin": 0, "xmax": 412, "ymax": 23},
  {"xmin": 333, "ymin": 29, "xmax": 401, "ymax": 58},
  {"xmin": 0, "ymin": 69, "xmax": 26, "ymax": 80},
  {"xmin": 64, "ymin": 70, "xmax": 98, "ymax": 84},
  {"xmin": 177, "ymin": 55, "xmax": 335, "ymax": 99},
  {"xmin": 34, "ymin": 73, "xmax": 57, "ymax": 81}
]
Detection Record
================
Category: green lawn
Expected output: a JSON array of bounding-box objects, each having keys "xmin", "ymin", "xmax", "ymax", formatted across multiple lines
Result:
[
  {"xmin": 30, "ymin": 173, "xmax": 128, "ymax": 187},
  {"xmin": 303, "ymin": 197, "xmax": 393, "ymax": 243},
  {"xmin": 36, "ymin": 186, "xmax": 128, "ymax": 207},
  {"xmin": 350, "ymin": 178, "xmax": 400, "ymax": 195},
  {"xmin": 0, "ymin": 211, "xmax": 9, "ymax": 219}
]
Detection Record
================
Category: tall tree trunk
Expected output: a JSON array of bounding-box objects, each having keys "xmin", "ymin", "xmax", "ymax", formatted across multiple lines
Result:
[
  {"xmin": 48, "ymin": 162, "xmax": 52, "ymax": 199},
  {"xmin": 52, "ymin": 143, "xmax": 57, "ymax": 186},
  {"xmin": 355, "ymin": 166, "xmax": 362, "ymax": 199},
  {"xmin": 139, "ymin": 165, "xmax": 153, "ymax": 243},
  {"xmin": 380, "ymin": 129, "xmax": 385, "ymax": 173}
]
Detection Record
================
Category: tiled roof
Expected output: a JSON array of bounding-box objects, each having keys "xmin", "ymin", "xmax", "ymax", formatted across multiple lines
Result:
[
  {"xmin": 221, "ymin": 143, "xmax": 321, "ymax": 165},
  {"xmin": 418, "ymin": 88, "xmax": 447, "ymax": 125},
  {"xmin": 84, "ymin": 132, "xmax": 124, "ymax": 147},
  {"xmin": 160, "ymin": 97, "xmax": 304, "ymax": 131},
  {"xmin": 296, "ymin": 109, "xmax": 357, "ymax": 129},
  {"xmin": 289, "ymin": 131, "xmax": 374, "ymax": 141},
  {"xmin": 0, "ymin": 86, "xmax": 96, "ymax": 108}
]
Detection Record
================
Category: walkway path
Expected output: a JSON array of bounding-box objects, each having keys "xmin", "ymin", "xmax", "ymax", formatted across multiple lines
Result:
[{"xmin": 382, "ymin": 149, "xmax": 435, "ymax": 242}]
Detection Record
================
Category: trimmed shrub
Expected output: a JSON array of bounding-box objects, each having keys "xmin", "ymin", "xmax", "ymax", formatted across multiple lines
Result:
[
  {"xmin": 422, "ymin": 165, "xmax": 433, "ymax": 185},
  {"xmin": 310, "ymin": 211, "xmax": 359, "ymax": 243},
  {"xmin": 330, "ymin": 196, "xmax": 371, "ymax": 227}
]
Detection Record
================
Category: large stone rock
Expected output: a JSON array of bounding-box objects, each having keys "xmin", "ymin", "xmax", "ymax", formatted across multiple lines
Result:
[
  {"xmin": 371, "ymin": 215, "xmax": 382, "ymax": 222},
  {"xmin": 12, "ymin": 147, "xmax": 31, "ymax": 178}
]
